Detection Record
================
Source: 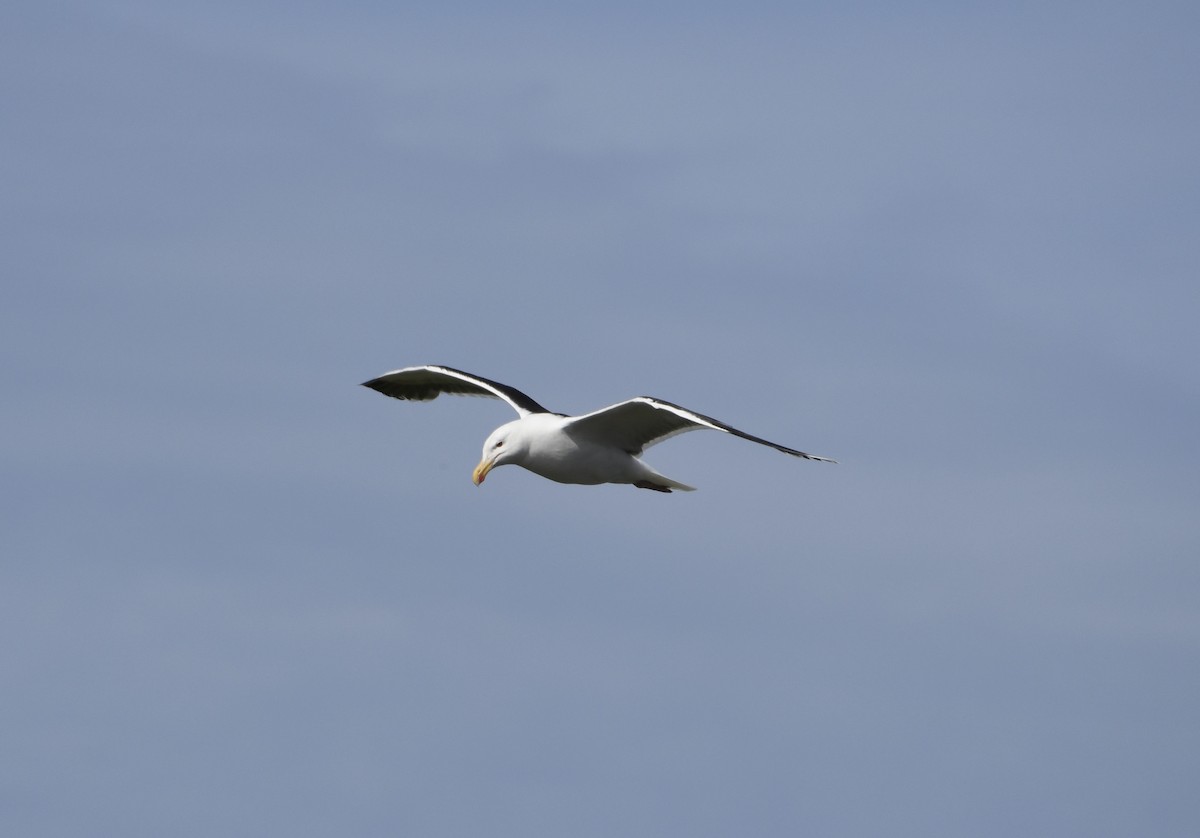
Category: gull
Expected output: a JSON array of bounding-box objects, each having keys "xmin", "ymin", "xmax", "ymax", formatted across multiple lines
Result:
[{"xmin": 362, "ymin": 365, "xmax": 835, "ymax": 493}]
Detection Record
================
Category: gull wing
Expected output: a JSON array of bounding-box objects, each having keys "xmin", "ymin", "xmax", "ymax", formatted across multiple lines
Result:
[
  {"xmin": 361, "ymin": 365, "xmax": 551, "ymax": 417},
  {"xmin": 564, "ymin": 397, "xmax": 836, "ymax": 461}
]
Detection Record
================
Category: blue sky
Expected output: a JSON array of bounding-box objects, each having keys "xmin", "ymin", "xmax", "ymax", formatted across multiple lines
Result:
[{"xmin": 4, "ymin": 2, "xmax": 1199, "ymax": 836}]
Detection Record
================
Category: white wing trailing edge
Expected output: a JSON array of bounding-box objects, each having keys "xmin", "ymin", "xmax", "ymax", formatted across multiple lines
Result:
[
  {"xmin": 361, "ymin": 365, "xmax": 550, "ymax": 417},
  {"xmin": 566, "ymin": 397, "xmax": 837, "ymax": 460}
]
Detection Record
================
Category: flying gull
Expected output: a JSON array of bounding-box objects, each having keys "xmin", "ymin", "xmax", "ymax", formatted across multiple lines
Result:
[{"xmin": 362, "ymin": 365, "xmax": 835, "ymax": 492}]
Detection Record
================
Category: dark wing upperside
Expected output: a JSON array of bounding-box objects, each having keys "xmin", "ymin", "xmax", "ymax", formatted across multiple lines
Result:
[
  {"xmin": 563, "ymin": 397, "xmax": 836, "ymax": 461},
  {"xmin": 361, "ymin": 365, "xmax": 551, "ymax": 417}
]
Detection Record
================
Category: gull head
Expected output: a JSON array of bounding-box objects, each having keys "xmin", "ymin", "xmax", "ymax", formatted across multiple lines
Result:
[{"xmin": 472, "ymin": 421, "xmax": 524, "ymax": 486}]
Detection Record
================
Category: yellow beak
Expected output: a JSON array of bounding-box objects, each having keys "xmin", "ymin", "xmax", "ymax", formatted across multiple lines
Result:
[{"xmin": 472, "ymin": 457, "xmax": 494, "ymax": 486}]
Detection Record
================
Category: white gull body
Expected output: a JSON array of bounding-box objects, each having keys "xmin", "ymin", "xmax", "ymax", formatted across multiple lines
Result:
[{"xmin": 362, "ymin": 365, "xmax": 835, "ymax": 493}]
